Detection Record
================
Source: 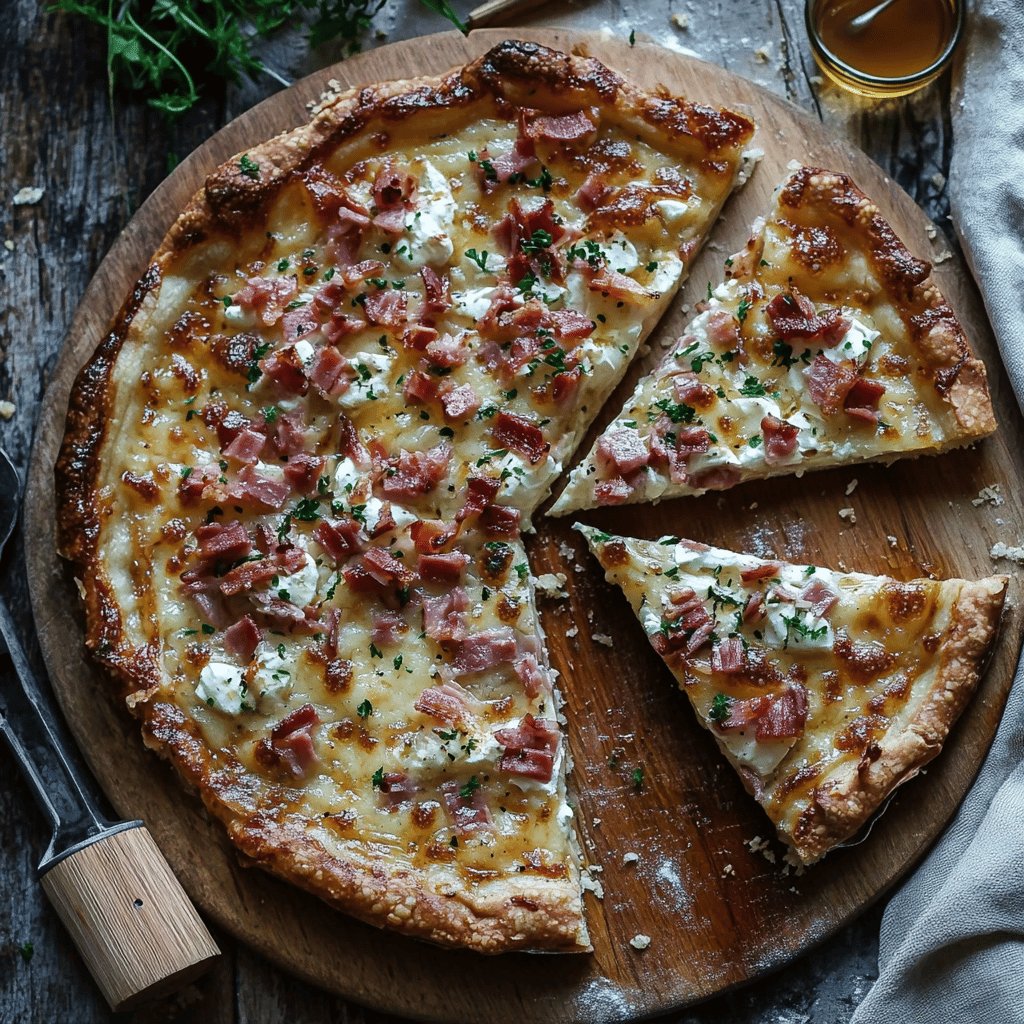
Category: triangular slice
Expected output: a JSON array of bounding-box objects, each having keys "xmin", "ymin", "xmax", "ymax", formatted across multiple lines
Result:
[
  {"xmin": 553, "ymin": 165, "xmax": 996, "ymax": 513},
  {"xmin": 579, "ymin": 526, "xmax": 1006, "ymax": 863}
]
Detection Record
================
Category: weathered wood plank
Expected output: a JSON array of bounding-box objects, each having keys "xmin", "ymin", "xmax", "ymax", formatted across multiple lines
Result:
[{"xmin": 1, "ymin": 0, "xmax": 958, "ymax": 1019}]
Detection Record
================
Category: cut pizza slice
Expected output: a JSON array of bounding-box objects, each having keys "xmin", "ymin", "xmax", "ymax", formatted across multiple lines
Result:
[
  {"xmin": 579, "ymin": 525, "xmax": 1007, "ymax": 864},
  {"xmin": 553, "ymin": 165, "xmax": 996, "ymax": 513}
]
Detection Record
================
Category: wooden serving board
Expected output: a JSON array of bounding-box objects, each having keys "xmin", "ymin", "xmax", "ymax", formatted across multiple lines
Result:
[{"xmin": 24, "ymin": 28, "xmax": 1024, "ymax": 1022}]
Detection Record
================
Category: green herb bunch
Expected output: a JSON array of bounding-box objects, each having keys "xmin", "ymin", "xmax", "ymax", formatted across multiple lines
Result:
[{"xmin": 55, "ymin": 0, "xmax": 466, "ymax": 117}]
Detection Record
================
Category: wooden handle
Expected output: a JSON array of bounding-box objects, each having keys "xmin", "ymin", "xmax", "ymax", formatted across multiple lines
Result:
[
  {"xmin": 466, "ymin": 0, "xmax": 549, "ymax": 28},
  {"xmin": 39, "ymin": 823, "xmax": 220, "ymax": 1011}
]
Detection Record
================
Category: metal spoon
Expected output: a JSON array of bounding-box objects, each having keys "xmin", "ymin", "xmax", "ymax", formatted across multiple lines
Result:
[
  {"xmin": 845, "ymin": 0, "xmax": 904, "ymax": 34},
  {"xmin": 0, "ymin": 445, "xmax": 220, "ymax": 1010}
]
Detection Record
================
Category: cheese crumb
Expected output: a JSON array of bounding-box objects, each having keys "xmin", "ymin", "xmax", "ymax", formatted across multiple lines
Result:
[
  {"xmin": 991, "ymin": 541, "xmax": 1024, "ymax": 565},
  {"xmin": 671, "ymin": 11, "xmax": 689, "ymax": 29},
  {"xmin": 745, "ymin": 835, "xmax": 777, "ymax": 864},
  {"xmin": 591, "ymin": 633, "xmax": 614, "ymax": 647},
  {"xmin": 845, "ymin": 478, "xmax": 858, "ymax": 496},
  {"xmin": 838, "ymin": 507, "xmax": 856, "ymax": 524},
  {"xmin": 753, "ymin": 42, "xmax": 772, "ymax": 63},
  {"xmin": 629, "ymin": 934, "xmax": 652, "ymax": 950},
  {"xmin": 533, "ymin": 572, "xmax": 568, "ymax": 600},
  {"xmin": 887, "ymin": 535, "xmax": 899, "ymax": 548},
  {"xmin": 565, "ymin": 626, "xmax": 579, "ymax": 639},
  {"xmin": 623, "ymin": 852, "xmax": 639, "ymax": 865},
  {"xmin": 13, "ymin": 186, "xmax": 44, "ymax": 206},
  {"xmin": 721, "ymin": 863, "xmax": 735, "ymax": 877},
  {"xmin": 3, "ymin": 239, "xmax": 14, "ymax": 252},
  {"xmin": 0, "ymin": 400, "xmax": 14, "ymax": 420},
  {"xmin": 972, "ymin": 484, "xmax": 1004, "ymax": 508},
  {"xmin": 581, "ymin": 866, "xmax": 604, "ymax": 900}
]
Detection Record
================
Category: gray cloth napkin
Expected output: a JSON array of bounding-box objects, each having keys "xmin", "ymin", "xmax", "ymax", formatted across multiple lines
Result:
[{"xmin": 851, "ymin": 2, "xmax": 1024, "ymax": 1020}]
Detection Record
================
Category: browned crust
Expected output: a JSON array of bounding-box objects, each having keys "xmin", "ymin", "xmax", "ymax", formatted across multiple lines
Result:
[
  {"xmin": 49, "ymin": 40, "xmax": 758, "ymax": 954},
  {"xmin": 778, "ymin": 165, "xmax": 997, "ymax": 437},
  {"xmin": 789, "ymin": 575, "xmax": 1008, "ymax": 864}
]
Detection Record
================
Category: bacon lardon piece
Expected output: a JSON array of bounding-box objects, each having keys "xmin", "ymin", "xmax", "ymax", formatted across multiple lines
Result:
[
  {"xmin": 450, "ymin": 627, "xmax": 518, "ymax": 675},
  {"xmin": 672, "ymin": 371, "xmax": 716, "ymax": 408},
  {"xmin": 363, "ymin": 289, "xmax": 408, "ymax": 329},
  {"xmin": 653, "ymin": 587, "xmax": 714, "ymax": 656},
  {"xmin": 494, "ymin": 713, "xmax": 560, "ymax": 782},
  {"xmin": 283, "ymin": 453, "xmax": 325, "ymax": 495},
  {"xmin": 804, "ymin": 353, "xmax": 859, "ymax": 416},
  {"xmin": 222, "ymin": 427, "xmax": 267, "ymax": 465},
  {"xmin": 336, "ymin": 414, "xmax": 369, "ymax": 467},
  {"xmin": 204, "ymin": 403, "xmax": 251, "ymax": 447},
  {"xmin": 710, "ymin": 636, "xmax": 746, "ymax": 674},
  {"xmin": 844, "ymin": 377, "xmax": 886, "ymax": 423},
  {"xmin": 543, "ymin": 367, "xmax": 583, "ymax": 406},
  {"xmin": 418, "ymin": 551, "xmax": 470, "ymax": 583},
  {"xmin": 218, "ymin": 547, "xmax": 306, "ymax": 597},
  {"xmin": 799, "ymin": 579, "xmax": 839, "ymax": 619},
  {"xmin": 492, "ymin": 411, "xmax": 550, "ymax": 465},
  {"xmin": 380, "ymin": 444, "xmax": 452, "ymax": 500},
  {"xmin": 440, "ymin": 779, "xmax": 493, "ymax": 835},
  {"xmin": 301, "ymin": 165, "xmax": 349, "ymax": 218},
  {"xmin": 525, "ymin": 109, "xmax": 598, "ymax": 145},
  {"xmin": 176, "ymin": 465, "xmax": 220, "ymax": 506},
  {"xmin": 761, "ymin": 414, "xmax": 800, "ymax": 463},
  {"xmin": 371, "ymin": 608, "xmax": 407, "ymax": 647},
  {"xmin": 402, "ymin": 369, "xmax": 439, "ymax": 404},
  {"xmin": 717, "ymin": 694, "xmax": 772, "ymax": 731},
  {"xmin": 410, "ymin": 519, "xmax": 449, "ymax": 554},
  {"xmin": 547, "ymin": 309, "xmax": 595, "ymax": 341},
  {"xmin": 195, "ymin": 520, "xmax": 253, "ymax": 562},
  {"xmin": 414, "ymin": 681, "xmax": 477, "ymax": 729},
  {"xmin": 270, "ymin": 703, "xmax": 320, "ymax": 777},
  {"xmin": 234, "ymin": 276, "xmax": 297, "ymax": 327},
  {"xmin": 755, "ymin": 685, "xmax": 808, "ymax": 740},
  {"xmin": 513, "ymin": 653, "xmax": 549, "ymax": 698},
  {"xmin": 441, "ymin": 383, "xmax": 481, "ymax": 422},
  {"xmin": 488, "ymin": 136, "xmax": 538, "ymax": 186},
  {"xmin": 323, "ymin": 311, "xmax": 364, "ymax": 346},
  {"xmin": 588, "ymin": 268, "xmax": 651, "ymax": 303},
  {"xmin": 765, "ymin": 289, "xmax": 850, "ymax": 344},
  {"xmin": 704, "ymin": 309, "xmax": 740, "ymax": 348},
  {"xmin": 594, "ymin": 477, "xmax": 634, "ymax": 506},
  {"xmin": 268, "ymin": 409, "xmax": 309, "ymax": 458},
  {"xmin": 313, "ymin": 516, "xmax": 361, "ymax": 564},
  {"xmin": 362, "ymin": 547, "xmax": 416, "ymax": 588},
  {"xmin": 493, "ymin": 197, "xmax": 567, "ymax": 256},
  {"xmin": 578, "ymin": 173, "xmax": 609, "ymax": 212},
  {"xmin": 377, "ymin": 771, "xmax": 419, "ymax": 809},
  {"xmin": 308, "ymin": 345, "xmax": 351, "ymax": 397},
  {"xmin": 425, "ymin": 332, "xmax": 467, "ymax": 369},
  {"xmin": 597, "ymin": 427, "xmax": 649, "ymax": 476},
  {"xmin": 368, "ymin": 500, "xmax": 397, "ymax": 540},
  {"xmin": 260, "ymin": 346, "xmax": 310, "ymax": 396},
  {"xmin": 230, "ymin": 464, "xmax": 291, "ymax": 511},
  {"xmin": 480, "ymin": 503, "xmax": 520, "ymax": 538},
  {"xmin": 423, "ymin": 587, "xmax": 469, "ymax": 645},
  {"xmin": 420, "ymin": 267, "xmax": 451, "ymax": 315},
  {"xmin": 342, "ymin": 259, "xmax": 386, "ymax": 289},
  {"xmin": 743, "ymin": 589, "xmax": 766, "ymax": 623},
  {"xmin": 402, "ymin": 324, "xmax": 438, "ymax": 352},
  {"xmin": 281, "ymin": 306, "xmax": 320, "ymax": 345},
  {"xmin": 740, "ymin": 562, "xmax": 782, "ymax": 583},
  {"xmin": 373, "ymin": 159, "xmax": 417, "ymax": 210},
  {"xmin": 223, "ymin": 615, "xmax": 262, "ymax": 662},
  {"xmin": 689, "ymin": 464, "xmax": 741, "ymax": 492}
]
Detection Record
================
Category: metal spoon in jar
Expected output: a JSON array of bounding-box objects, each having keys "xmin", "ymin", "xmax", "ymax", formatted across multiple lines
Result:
[{"xmin": 844, "ymin": 0, "xmax": 904, "ymax": 34}]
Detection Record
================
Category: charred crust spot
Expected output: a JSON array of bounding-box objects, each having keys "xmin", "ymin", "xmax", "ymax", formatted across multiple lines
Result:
[
  {"xmin": 772, "ymin": 762, "xmax": 823, "ymax": 802},
  {"xmin": 835, "ymin": 713, "xmax": 889, "ymax": 752},
  {"xmin": 882, "ymin": 581, "xmax": 928, "ymax": 623},
  {"xmin": 121, "ymin": 470, "xmax": 159, "ymax": 502},
  {"xmin": 210, "ymin": 332, "xmax": 261, "ymax": 377},
  {"xmin": 640, "ymin": 97, "xmax": 755, "ymax": 152},
  {"xmin": 474, "ymin": 40, "xmax": 623, "ymax": 101},
  {"xmin": 833, "ymin": 628, "xmax": 897, "ymax": 684},
  {"xmin": 783, "ymin": 220, "xmax": 845, "ymax": 271},
  {"xmin": 411, "ymin": 801, "xmax": 438, "ymax": 829},
  {"xmin": 598, "ymin": 539, "xmax": 629, "ymax": 567},
  {"xmin": 166, "ymin": 309, "xmax": 210, "ymax": 349}
]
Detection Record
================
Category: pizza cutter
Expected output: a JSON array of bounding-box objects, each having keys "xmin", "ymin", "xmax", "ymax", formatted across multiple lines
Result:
[{"xmin": 0, "ymin": 446, "xmax": 220, "ymax": 1010}]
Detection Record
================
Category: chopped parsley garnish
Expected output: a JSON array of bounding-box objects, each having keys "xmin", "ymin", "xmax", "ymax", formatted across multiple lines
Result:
[
  {"xmin": 708, "ymin": 692, "xmax": 731, "ymax": 723},
  {"xmin": 521, "ymin": 228, "xmax": 553, "ymax": 255},
  {"xmin": 479, "ymin": 158, "xmax": 497, "ymax": 182},
  {"xmin": 262, "ymin": 405, "xmax": 279, "ymax": 423},
  {"xmin": 393, "ymin": 654, "xmax": 403, "ymax": 670},
  {"xmin": 736, "ymin": 297, "xmax": 752, "ymax": 323},
  {"xmin": 291, "ymin": 497, "xmax": 322, "ymax": 522},
  {"xmin": 748, "ymin": 434, "xmax": 762, "ymax": 448},
  {"xmin": 371, "ymin": 766, "xmax": 385, "ymax": 789},
  {"xmin": 369, "ymin": 643, "xmax": 383, "ymax": 659},
  {"xmin": 513, "ymin": 562, "xmax": 528, "ymax": 581},
  {"xmin": 18, "ymin": 942, "xmax": 34, "ymax": 963},
  {"xmin": 653, "ymin": 397, "xmax": 696, "ymax": 424},
  {"xmin": 526, "ymin": 166, "xmax": 553, "ymax": 192},
  {"xmin": 201, "ymin": 623, "xmax": 215, "ymax": 635},
  {"xmin": 772, "ymin": 339, "xmax": 798, "ymax": 368},
  {"xmin": 238, "ymin": 154, "xmax": 260, "ymax": 179},
  {"xmin": 631, "ymin": 766, "xmax": 644, "ymax": 790},
  {"xmin": 738, "ymin": 375, "xmax": 767, "ymax": 397},
  {"xmin": 465, "ymin": 247, "xmax": 490, "ymax": 272},
  {"xmin": 459, "ymin": 776, "xmax": 481, "ymax": 799},
  {"xmin": 357, "ymin": 699, "xmax": 372, "ymax": 718},
  {"xmin": 646, "ymin": 260, "xmax": 658, "ymax": 272}
]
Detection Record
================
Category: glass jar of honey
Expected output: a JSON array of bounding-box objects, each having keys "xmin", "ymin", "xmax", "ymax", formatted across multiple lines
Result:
[{"xmin": 805, "ymin": 0, "xmax": 963, "ymax": 98}]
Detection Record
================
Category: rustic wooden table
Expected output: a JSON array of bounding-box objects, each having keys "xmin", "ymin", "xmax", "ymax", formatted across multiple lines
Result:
[{"xmin": 0, "ymin": 0, "xmax": 958, "ymax": 1020}]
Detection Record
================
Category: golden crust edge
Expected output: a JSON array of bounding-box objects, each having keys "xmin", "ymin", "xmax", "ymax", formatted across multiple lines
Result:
[{"xmin": 784, "ymin": 573, "xmax": 1009, "ymax": 864}]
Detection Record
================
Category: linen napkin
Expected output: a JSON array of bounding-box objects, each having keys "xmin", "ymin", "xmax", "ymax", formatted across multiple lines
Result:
[{"xmin": 851, "ymin": 1, "xmax": 1024, "ymax": 1019}]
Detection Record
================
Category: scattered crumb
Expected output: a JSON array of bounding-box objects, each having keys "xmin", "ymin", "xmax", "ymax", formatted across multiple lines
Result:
[
  {"xmin": 930, "ymin": 171, "xmax": 947, "ymax": 190},
  {"xmin": 592, "ymin": 817, "xmax": 602, "ymax": 827},
  {"xmin": 623, "ymin": 852, "xmax": 639, "ymax": 865},
  {"xmin": 809, "ymin": 74, "xmax": 824, "ymax": 87},
  {"xmin": 573, "ymin": 563, "xmax": 585, "ymax": 573},
  {"xmin": 991, "ymin": 542, "xmax": 1024, "ymax": 565},
  {"xmin": 748, "ymin": 501, "xmax": 758, "ymax": 510},
  {"xmin": 838, "ymin": 507, "xmax": 856, "ymax": 524},
  {"xmin": 557, "ymin": 541, "xmax": 576, "ymax": 561},
  {"xmin": 0, "ymin": 400, "xmax": 14, "ymax": 420},
  {"xmin": 580, "ymin": 866, "xmax": 604, "ymax": 900},
  {"xmin": 887, "ymin": 535, "xmax": 899, "ymax": 548},
  {"xmin": 565, "ymin": 625, "xmax": 579, "ymax": 639},
  {"xmin": 534, "ymin": 571, "xmax": 568, "ymax": 600},
  {"xmin": 753, "ymin": 42, "xmax": 772, "ymax": 63},
  {"xmin": 629, "ymin": 933, "xmax": 651, "ymax": 950},
  {"xmin": 671, "ymin": 11, "xmax": 689, "ymax": 30},
  {"xmin": 592, "ymin": 632, "xmax": 614, "ymax": 647},
  {"xmin": 3, "ymin": 239, "xmax": 13, "ymax": 252},
  {"xmin": 926, "ymin": 223, "xmax": 937, "ymax": 239},
  {"xmin": 845, "ymin": 478, "xmax": 858, "ymax": 496},
  {"xmin": 745, "ymin": 835, "xmax": 777, "ymax": 864},
  {"xmin": 782, "ymin": 850, "xmax": 807, "ymax": 876},
  {"xmin": 972, "ymin": 484, "xmax": 1004, "ymax": 508},
  {"xmin": 933, "ymin": 249, "xmax": 953, "ymax": 264},
  {"xmin": 721, "ymin": 863, "xmax": 736, "ymax": 877},
  {"xmin": 13, "ymin": 186, "xmax": 44, "ymax": 206},
  {"xmin": 73, "ymin": 577, "xmax": 87, "ymax": 600}
]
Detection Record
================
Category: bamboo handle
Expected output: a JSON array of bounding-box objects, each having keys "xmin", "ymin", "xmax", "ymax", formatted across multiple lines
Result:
[
  {"xmin": 466, "ymin": 0, "xmax": 549, "ymax": 28},
  {"xmin": 39, "ymin": 823, "xmax": 220, "ymax": 1011}
]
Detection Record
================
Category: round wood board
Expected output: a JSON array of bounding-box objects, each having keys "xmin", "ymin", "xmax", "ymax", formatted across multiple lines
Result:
[{"xmin": 25, "ymin": 27, "xmax": 1024, "ymax": 1023}]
